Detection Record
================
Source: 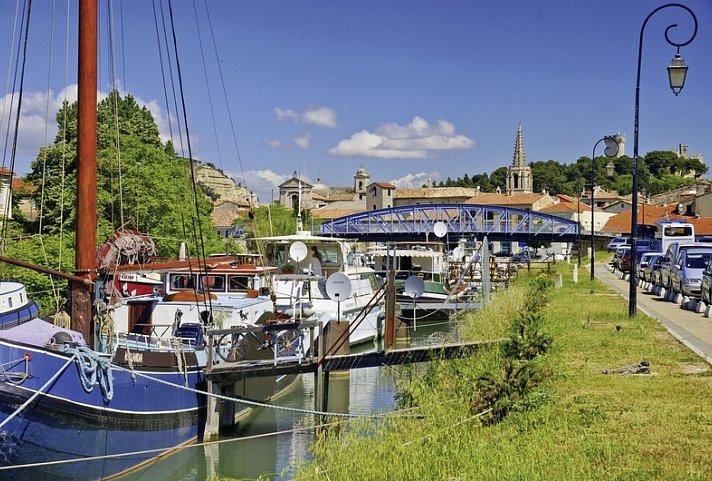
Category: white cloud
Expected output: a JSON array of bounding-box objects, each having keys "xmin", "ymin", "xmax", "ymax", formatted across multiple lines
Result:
[
  {"xmin": 236, "ymin": 169, "xmax": 290, "ymax": 204},
  {"xmin": 389, "ymin": 172, "xmax": 439, "ymax": 189},
  {"xmin": 330, "ymin": 116, "xmax": 474, "ymax": 159},
  {"xmin": 3, "ymin": 85, "xmax": 198, "ymax": 173},
  {"xmin": 274, "ymin": 106, "xmax": 337, "ymax": 128},
  {"xmin": 0, "ymin": 86, "xmax": 78, "ymax": 171},
  {"xmin": 294, "ymin": 134, "xmax": 311, "ymax": 149},
  {"xmin": 266, "ymin": 139, "xmax": 286, "ymax": 149}
]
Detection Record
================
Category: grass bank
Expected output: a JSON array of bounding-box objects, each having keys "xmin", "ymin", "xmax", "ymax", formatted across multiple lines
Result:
[{"xmin": 292, "ymin": 262, "xmax": 712, "ymax": 481}]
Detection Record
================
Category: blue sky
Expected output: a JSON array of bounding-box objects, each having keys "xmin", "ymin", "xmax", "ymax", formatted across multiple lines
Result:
[{"xmin": 1, "ymin": 0, "xmax": 711, "ymax": 204}]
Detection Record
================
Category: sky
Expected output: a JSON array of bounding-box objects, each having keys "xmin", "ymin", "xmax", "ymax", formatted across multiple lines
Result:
[{"xmin": 1, "ymin": 0, "xmax": 711, "ymax": 205}]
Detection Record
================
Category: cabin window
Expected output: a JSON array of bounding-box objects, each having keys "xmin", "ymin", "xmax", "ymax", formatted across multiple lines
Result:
[
  {"xmin": 8, "ymin": 297, "xmax": 12, "ymax": 308},
  {"xmin": 170, "ymin": 274, "xmax": 196, "ymax": 290},
  {"xmin": 228, "ymin": 276, "xmax": 251, "ymax": 290},
  {"xmin": 200, "ymin": 275, "xmax": 225, "ymax": 292}
]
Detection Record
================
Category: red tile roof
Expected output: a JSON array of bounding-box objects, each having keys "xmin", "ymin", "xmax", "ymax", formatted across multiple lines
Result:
[
  {"xmin": 464, "ymin": 192, "xmax": 550, "ymax": 206},
  {"xmin": 601, "ymin": 204, "xmax": 712, "ymax": 235}
]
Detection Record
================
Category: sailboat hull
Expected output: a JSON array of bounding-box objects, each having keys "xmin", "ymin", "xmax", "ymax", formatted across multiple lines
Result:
[{"xmin": 0, "ymin": 339, "xmax": 206, "ymax": 481}]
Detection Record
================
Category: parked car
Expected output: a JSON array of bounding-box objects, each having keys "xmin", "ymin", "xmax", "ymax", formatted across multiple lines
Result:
[
  {"xmin": 612, "ymin": 246, "xmax": 630, "ymax": 271},
  {"xmin": 606, "ymin": 236, "xmax": 630, "ymax": 252},
  {"xmin": 637, "ymin": 251, "xmax": 664, "ymax": 281},
  {"xmin": 668, "ymin": 246, "xmax": 712, "ymax": 298},
  {"xmin": 700, "ymin": 260, "xmax": 712, "ymax": 304},
  {"xmin": 642, "ymin": 253, "xmax": 665, "ymax": 284},
  {"xmin": 618, "ymin": 247, "xmax": 646, "ymax": 273},
  {"xmin": 635, "ymin": 239, "xmax": 660, "ymax": 256},
  {"xmin": 658, "ymin": 242, "xmax": 712, "ymax": 289}
]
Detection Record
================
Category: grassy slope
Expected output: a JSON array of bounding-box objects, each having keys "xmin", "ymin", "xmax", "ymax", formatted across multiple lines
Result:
[{"xmin": 292, "ymin": 262, "xmax": 712, "ymax": 481}]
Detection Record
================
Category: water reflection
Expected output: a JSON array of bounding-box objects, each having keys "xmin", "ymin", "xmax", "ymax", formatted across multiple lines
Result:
[{"xmin": 120, "ymin": 320, "xmax": 452, "ymax": 481}]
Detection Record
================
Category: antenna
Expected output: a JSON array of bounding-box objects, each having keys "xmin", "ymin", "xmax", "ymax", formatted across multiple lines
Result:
[
  {"xmin": 296, "ymin": 180, "xmax": 303, "ymax": 232},
  {"xmin": 433, "ymin": 221, "xmax": 447, "ymax": 238},
  {"xmin": 403, "ymin": 275, "xmax": 425, "ymax": 332},
  {"xmin": 326, "ymin": 272, "xmax": 353, "ymax": 324}
]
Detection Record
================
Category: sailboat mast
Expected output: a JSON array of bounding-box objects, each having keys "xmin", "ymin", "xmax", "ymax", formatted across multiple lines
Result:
[{"xmin": 71, "ymin": 0, "xmax": 98, "ymax": 344}]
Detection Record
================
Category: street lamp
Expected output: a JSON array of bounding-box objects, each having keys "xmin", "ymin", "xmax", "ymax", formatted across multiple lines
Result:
[
  {"xmin": 590, "ymin": 135, "xmax": 619, "ymax": 281},
  {"xmin": 629, "ymin": 3, "xmax": 697, "ymax": 318}
]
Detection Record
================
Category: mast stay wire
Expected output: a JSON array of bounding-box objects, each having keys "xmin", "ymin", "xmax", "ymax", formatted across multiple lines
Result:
[
  {"xmin": 0, "ymin": 0, "xmax": 22, "ymax": 174},
  {"xmin": 37, "ymin": 0, "xmax": 66, "ymax": 311},
  {"xmin": 190, "ymin": 0, "xmax": 223, "ymax": 171},
  {"xmin": 203, "ymin": 0, "xmax": 248, "ymax": 192},
  {"xmin": 166, "ymin": 0, "xmax": 214, "ymax": 315},
  {"xmin": 2, "ymin": 0, "xmax": 33, "ymax": 248},
  {"xmin": 202, "ymin": 0, "xmax": 265, "ymax": 250},
  {"xmin": 156, "ymin": 0, "xmax": 186, "ymax": 158},
  {"xmin": 106, "ymin": 0, "xmax": 125, "ymax": 229}
]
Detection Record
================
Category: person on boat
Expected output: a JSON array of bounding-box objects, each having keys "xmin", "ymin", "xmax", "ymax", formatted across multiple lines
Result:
[{"xmin": 310, "ymin": 246, "xmax": 323, "ymax": 275}]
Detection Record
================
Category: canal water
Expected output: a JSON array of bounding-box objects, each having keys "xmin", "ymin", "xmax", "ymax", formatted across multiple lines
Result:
[{"xmin": 122, "ymin": 318, "xmax": 456, "ymax": 481}]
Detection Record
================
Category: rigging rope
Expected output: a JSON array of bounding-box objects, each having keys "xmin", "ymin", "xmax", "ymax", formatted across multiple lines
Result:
[
  {"xmin": 65, "ymin": 345, "xmax": 115, "ymax": 402},
  {"xmin": 1, "ymin": 0, "xmax": 32, "ymax": 247},
  {"xmin": 203, "ymin": 0, "xmax": 248, "ymax": 192},
  {"xmin": 37, "ymin": 0, "xmax": 63, "ymax": 310},
  {"xmin": 0, "ymin": 0, "xmax": 21, "ymax": 169},
  {"xmin": 167, "ymin": 0, "xmax": 214, "ymax": 316},
  {"xmin": 190, "ymin": 0, "xmax": 223, "ymax": 170},
  {"xmin": 107, "ymin": 0, "xmax": 125, "ymax": 228}
]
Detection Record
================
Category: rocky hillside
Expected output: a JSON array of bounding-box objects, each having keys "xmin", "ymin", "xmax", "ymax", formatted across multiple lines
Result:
[{"xmin": 195, "ymin": 163, "xmax": 253, "ymax": 206}]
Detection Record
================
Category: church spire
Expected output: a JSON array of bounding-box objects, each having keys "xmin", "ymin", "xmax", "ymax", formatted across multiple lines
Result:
[
  {"xmin": 506, "ymin": 122, "xmax": 533, "ymax": 195},
  {"xmin": 512, "ymin": 122, "xmax": 526, "ymax": 167}
]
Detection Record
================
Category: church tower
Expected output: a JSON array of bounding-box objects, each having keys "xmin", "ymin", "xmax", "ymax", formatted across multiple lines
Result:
[
  {"xmin": 506, "ymin": 123, "xmax": 533, "ymax": 194},
  {"xmin": 354, "ymin": 164, "xmax": 370, "ymax": 200}
]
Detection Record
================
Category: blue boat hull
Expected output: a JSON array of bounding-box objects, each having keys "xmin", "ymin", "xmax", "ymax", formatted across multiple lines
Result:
[
  {"xmin": 0, "ymin": 339, "xmax": 206, "ymax": 480},
  {"xmin": 0, "ymin": 300, "xmax": 39, "ymax": 329}
]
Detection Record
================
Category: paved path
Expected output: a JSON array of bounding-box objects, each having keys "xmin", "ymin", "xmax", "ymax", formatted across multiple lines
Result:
[{"xmin": 595, "ymin": 264, "xmax": 712, "ymax": 365}]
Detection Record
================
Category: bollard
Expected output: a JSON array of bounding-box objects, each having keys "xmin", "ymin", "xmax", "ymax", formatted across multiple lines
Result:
[
  {"xmin": 695, "ymin": 301, "xmax": 705, "ymax": 314},
  {"xmin": 554, "ymin": 273, "xmax": 563, "ymax": 288},
  {"xmin": 572, "ymin": 265, "xmax": 578, "ymax": 284}
]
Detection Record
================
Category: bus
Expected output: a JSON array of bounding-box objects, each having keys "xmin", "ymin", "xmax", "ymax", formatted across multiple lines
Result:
[{"xmin": 657, "ymin": 220, "xmax": 695, "ymax": 253}]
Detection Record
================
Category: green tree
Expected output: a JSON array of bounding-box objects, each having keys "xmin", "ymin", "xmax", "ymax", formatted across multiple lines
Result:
[{"xmin": 24, "ymin": 90, "xmax": 221, "ymax": 259}]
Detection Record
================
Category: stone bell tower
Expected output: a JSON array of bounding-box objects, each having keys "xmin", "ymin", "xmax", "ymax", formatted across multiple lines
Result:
[{"xmin": 506, "ymin": 122, "xmax": 533, "ymax": 194}]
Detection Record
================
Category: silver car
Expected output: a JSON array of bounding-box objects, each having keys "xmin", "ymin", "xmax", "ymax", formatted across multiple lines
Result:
[
  {"xmin": 669, "ymin": 247, "xmax": 712, "ymax": 298},
  {"xmin": 637, "ymin": 252, "xmax": 663, "ymax": 282}
]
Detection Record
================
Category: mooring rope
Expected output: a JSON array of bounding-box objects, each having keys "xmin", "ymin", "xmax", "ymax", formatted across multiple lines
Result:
[
  {"xmin": 64, "ymin": 346, "xmax": 114, "ymax": 402},
  {"xmin": 0, "ymin": 415, "xmax": 364, "ymax": 472},
  {"xmin": 111, "ymin": 363, "xmax": 363, "ymax": 418},
  {"xmin": 0, "ymin": 354, "xmax": 77, "ymax": 430}
]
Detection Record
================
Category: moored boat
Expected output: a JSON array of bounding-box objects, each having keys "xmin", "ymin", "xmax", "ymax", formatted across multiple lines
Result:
[
  {"xmin": 258, "ymin": 232, "xmax": 385, "ymax": 346},
  {"xmin": 370, "ymin": 241, "xmax": 467, "ymax": 317},
  {"xmin": 0, "ymin": 281, "xmax": 39, "ymax": 329}
]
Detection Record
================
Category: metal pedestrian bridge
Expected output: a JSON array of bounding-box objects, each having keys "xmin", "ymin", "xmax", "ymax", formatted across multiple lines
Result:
[{"xmin": 319, "ymin": 203, "xmax": 580, "ymax": 243}]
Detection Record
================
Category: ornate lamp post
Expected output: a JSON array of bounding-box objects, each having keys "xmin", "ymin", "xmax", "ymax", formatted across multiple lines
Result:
[
  {"xmin": 629, "ymin": 3, "xmax": 697, "ymax": 317},
  {"xmin": 590, "ymin": 135, "xmax": 619, "ymax": 281}
]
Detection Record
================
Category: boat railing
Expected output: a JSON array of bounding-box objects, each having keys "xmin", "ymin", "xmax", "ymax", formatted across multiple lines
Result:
[
  {"xmin": 115, "ymin": 324, "xmax": 177, "ymax": 350},
  {"xmin": 206, "ymin": 320, "xmax": 321, "ymax": 367}
]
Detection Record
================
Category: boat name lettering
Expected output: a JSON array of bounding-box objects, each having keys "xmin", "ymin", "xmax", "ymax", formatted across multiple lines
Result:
[{"xmin": 123, "ymin": 351, "xmax": 144, "ymax": 363}]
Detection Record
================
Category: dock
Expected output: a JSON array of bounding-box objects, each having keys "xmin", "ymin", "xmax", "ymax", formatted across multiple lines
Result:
[
  {"xmin": 202, "ymin": 320, "xmax": 492, "ymax": 439},
  {"xmin": 207, "ymin": 339, "xmax": 491, "ymax": 382}
]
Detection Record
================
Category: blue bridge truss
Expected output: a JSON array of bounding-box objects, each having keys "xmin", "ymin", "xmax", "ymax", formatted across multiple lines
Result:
[{"xmin": 320, "ymin": 203, "xmax": 581, "ymax": 243}]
